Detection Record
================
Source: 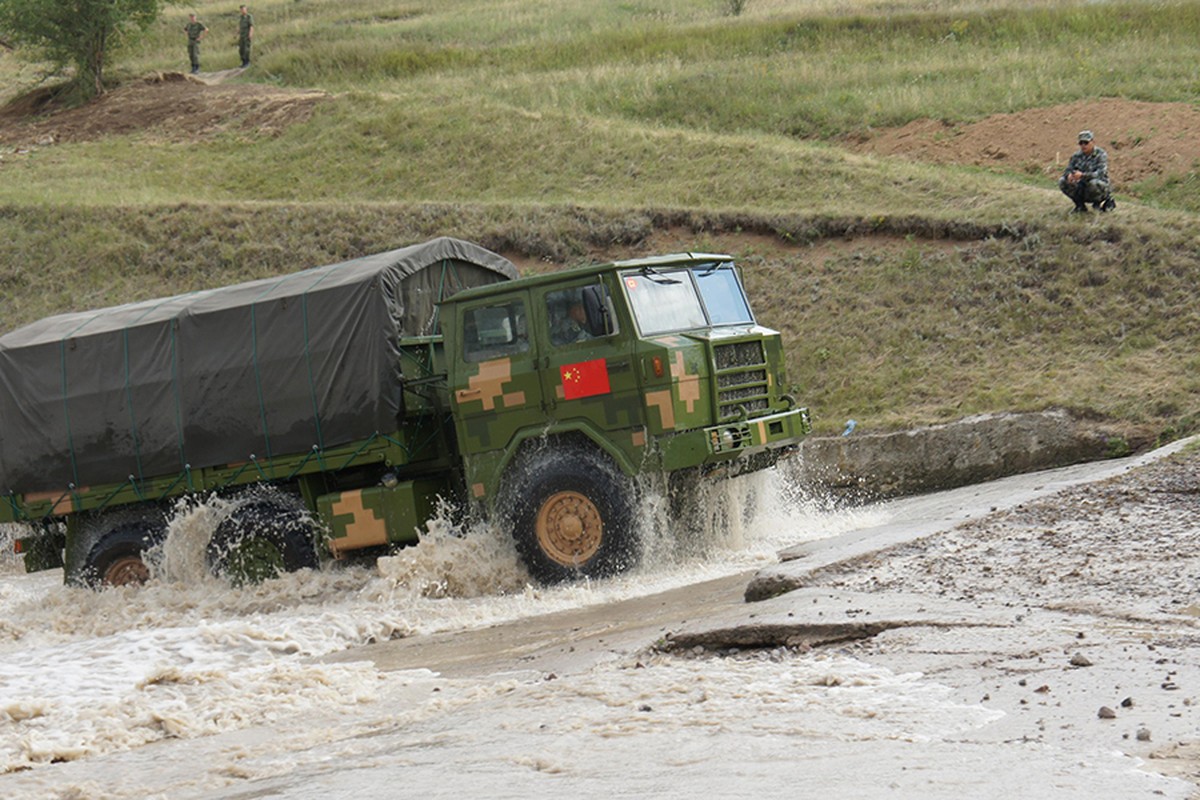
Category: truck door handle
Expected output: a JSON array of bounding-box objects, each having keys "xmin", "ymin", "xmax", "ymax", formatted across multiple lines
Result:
[{"xmin": 608, "ymin": 359, "xmax": 631, "ymax": 373}]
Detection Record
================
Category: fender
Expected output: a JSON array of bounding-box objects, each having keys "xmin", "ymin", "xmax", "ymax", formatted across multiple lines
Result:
[{"xmin": 463, "ymin": 419, "xmax": 643, "ymax": 509}]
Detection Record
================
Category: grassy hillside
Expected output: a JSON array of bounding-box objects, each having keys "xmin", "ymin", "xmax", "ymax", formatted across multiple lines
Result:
[{"xmin": 1, "ymin": 0, "xmax": 1198, "ymax": 440}]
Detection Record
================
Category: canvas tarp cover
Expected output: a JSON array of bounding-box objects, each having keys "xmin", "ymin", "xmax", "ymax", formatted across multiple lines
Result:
[{"xmin": 0, "ymin": 237, "xmax": 517, "ymax": 494}]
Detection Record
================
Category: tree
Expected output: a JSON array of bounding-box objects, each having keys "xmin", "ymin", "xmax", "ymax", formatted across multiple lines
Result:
[{"xmin": 0, "ymin": 0, "xmax": 166, "ymax": 101}]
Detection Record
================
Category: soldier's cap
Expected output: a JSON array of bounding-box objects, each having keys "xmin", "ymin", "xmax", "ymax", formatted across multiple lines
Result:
[{"xmin": 1078, "ymin": 130, "xmax": 1094, "ymax": 142}]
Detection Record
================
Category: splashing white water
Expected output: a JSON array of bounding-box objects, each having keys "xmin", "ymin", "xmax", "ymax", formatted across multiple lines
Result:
[{"xmin": 0, "ymin": 464, "xmax": 875, "ymax": 774}]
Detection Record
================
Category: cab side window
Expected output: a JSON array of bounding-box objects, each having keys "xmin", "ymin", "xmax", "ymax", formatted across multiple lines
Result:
[
  {"xmin": 463, "ymin": 299, "xmax": 528, "ymax": 362},
  {"xmin": 546, "ymin": 284, "xmax": 617, "ymax": 346}
]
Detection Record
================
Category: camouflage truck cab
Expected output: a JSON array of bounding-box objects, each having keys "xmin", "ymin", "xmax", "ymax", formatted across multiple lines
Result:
[
  {"xmin": 3, "ymin": 242, "xmax": 807, "ymax": 589},
  {"xmin": 441, "ymin": 253, "xmax": 809, "ymax": 583}
]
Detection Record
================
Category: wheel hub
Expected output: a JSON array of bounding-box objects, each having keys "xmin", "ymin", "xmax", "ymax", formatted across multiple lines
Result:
[
  {"xmin": 104, "ymin": 555, "xmax": 150, "ymax": 586},
  {"xmin": 535, "ymin": 491, "xmax": 603, "ymax": 567}
]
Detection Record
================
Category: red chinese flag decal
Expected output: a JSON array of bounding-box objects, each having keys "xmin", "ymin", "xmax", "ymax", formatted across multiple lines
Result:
[{"xmin": 560, "ymin": 358, "xmax": 611, "ymax": 400}]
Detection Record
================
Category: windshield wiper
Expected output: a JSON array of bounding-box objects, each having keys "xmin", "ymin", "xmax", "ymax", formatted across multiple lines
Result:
[
  {"xmin": 639, "ymin": 267, "xmax": 681, "ymax": 285},
  {"xmin": 698, "ymin": 261, "xmax": 732, "ymax": 277}
]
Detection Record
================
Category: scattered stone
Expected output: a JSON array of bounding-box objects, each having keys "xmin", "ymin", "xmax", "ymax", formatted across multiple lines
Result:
[
  {"xmin": 1120, "ymin": 697, "xmax": 1134, "ymax": 708},
  {"xmin": 1034, "ymin": 684, "xmax": 1050, "ymax": 694},
  {"xmin": 1161, "ymin": 681, "xmax": 1179, "ymax": 691},
  {"xmin": 1136, "ymin": 728, "xmax": 1151, "ymax": 742},
  {"xmin": 638, "ymin": 704, "xmax": 653, "ymax": 713},
  {"xmin": 1069, "ymin": 653, "xmax": 1093, "ymax": 667},
  {"xmin": 1098, "ymin": 706, "xmax": 1117, "ymax": 719},
  {"xmin": 1018, "ymin": 678, "xmax": 1028, "ymax": 687}
]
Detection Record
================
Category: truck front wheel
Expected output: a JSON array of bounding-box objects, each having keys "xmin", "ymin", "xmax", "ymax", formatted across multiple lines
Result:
[{"xmin": 503, "ymin": 446, "xmax": 638, "ymax": 584}]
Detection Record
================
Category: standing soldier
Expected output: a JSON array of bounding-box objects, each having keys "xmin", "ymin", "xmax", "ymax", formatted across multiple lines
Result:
[
  {"xmin": 184, "ymin": 13, "xmax": 207, "ymax": 74},
  {"xmin": 238, "ymin": 5, "xmax": 254, "ymax": 68}
]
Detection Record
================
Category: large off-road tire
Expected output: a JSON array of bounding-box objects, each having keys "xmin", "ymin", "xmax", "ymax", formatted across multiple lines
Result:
[
  {"xmin": 206, "ymin": 496, "xmax": 319, "ymax": 585},
  {"xmin": 78, "ymin": 513, "xmax": 168, "ymax": 588},
  {"xmin": 501, "ymin": 444, "xmax": 638, "ymax": 584}
]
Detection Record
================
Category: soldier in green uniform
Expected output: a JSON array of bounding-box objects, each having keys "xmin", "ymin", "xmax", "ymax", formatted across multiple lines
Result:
[
  {"xmin": 551, "ymin": 300, "xmax": 593, "ymax": 345},
  {"xmin": 184, "ymin": 13, "xmax": 207, "ymax": 74},
  {"xmin": 1059, "ymin": 130, "xmax": 1116, "ymax": 214},
  {"xmin": 238, "ymin": 5, "xmax": 255, "ymax": 68}
]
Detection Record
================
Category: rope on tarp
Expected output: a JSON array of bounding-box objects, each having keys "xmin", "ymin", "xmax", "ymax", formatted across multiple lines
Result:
[
  {"xmin": 119, "ymin": 297, "xmax": 178, "ymax": 484},
  {"xmin": 286, "ymin": 447, "xmax": 319, "ymax": 482},
  {"xmin": 58, "ymin": 340, "xmax": 81, "ymax": 489},
  {"xmin": 249, "ymin": 303, "xmax": 274, "ymax": 462},
  {"xmin": 431, "ymin": 260, "xmax": 449, "ymax": 333},
  {"xmin": 171, "ymin": 321, "xmax": 188, "ymax": 472},
  {"xmin": 122, "ymin": 329, "xmax": 145, "ymax": 482},
  {"xmin": 301, "ymin": 293, "xmax": 326, "ymax": 452},
  {"xmin": 430, "ymin": 258, "xmax": 466, "ymax": 333},
  {"xmin": 98, "ymin": 477, "xmax": 138, "ymax": 510},
  {"xmin": 4, "ymin": 492, "xmax": 24, "ymax": 520},
  {"xmin": 381, "ymin": 413, "xmax": 447, "ymax": 462}
]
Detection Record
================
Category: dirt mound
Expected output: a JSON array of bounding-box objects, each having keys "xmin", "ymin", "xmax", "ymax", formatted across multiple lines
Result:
[
  {"xmin": 849, "ymin": 98, "xmax": 1200, "ymax": 188},
  {"xmin": 0, "ymin": 72, "xmax": 328, "ymax": 147}
]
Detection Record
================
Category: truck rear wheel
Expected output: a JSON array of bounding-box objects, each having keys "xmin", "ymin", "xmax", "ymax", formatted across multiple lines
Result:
[
  {"xmin": 206, "ymin": 497, "xmax": 319, "ymax": 584},
  {"xmin": 79, "ymin": 516, "xmax": 168, "ymax": 588},
  {"xmin": 502, "ymin": 445, "xmax": 638, "ymax": 584}
]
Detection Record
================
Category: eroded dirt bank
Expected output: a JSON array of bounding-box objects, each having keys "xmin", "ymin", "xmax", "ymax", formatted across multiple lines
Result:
[{"xmin": 848, "ymin": 98, "xmax": 1200, "ymax": 188}]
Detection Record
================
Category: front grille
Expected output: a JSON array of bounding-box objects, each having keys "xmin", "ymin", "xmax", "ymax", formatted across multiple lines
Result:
[
  {"xmin": 713, "ymin": 341, "xmax": 770, "ymax": 419},
  {"xmin": 714, "ymin": 341, "xmax": 764, "ymax": 370}
]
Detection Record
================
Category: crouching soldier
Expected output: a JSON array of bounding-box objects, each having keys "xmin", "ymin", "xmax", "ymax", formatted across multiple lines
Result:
[{"xmin": 1059, "ymin": 130, "xmax": 1116, "ymax": 214}]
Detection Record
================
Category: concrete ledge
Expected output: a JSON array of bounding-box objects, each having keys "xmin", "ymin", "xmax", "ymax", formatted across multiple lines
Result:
[{"xmin": 794, "ymin": 410, "xmax": 1131, "ymax": 499}]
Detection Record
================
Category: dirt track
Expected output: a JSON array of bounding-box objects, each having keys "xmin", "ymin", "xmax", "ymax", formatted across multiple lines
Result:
[{"xmin": 0, "ymin": 72, "xmax": 327, "ymax": 146}]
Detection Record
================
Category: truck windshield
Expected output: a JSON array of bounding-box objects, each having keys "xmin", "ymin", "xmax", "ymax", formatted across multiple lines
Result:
[{"xmin": 621, "ymin": 262, "xmax": 753, "ymax": 335}]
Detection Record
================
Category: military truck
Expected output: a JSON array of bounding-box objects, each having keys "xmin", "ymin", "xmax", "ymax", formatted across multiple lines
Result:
[{"xmin": 1, "ymin": 237, "xmax": 809, "ymax": 586}]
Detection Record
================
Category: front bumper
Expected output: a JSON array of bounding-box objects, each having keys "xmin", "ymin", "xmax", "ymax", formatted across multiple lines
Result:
[{"xmin": 658, "ymin": 406, "xmax": 811, "ymax": 472}]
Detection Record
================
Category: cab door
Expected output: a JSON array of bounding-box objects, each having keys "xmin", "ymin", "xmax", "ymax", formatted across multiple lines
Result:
[
  {"xmin": 449, "ymin": 290, "xmax": 544, "ymax": 458},
  {"xmin": 535, "ymin": 277, "xmax": 641, "ymax": 434}
]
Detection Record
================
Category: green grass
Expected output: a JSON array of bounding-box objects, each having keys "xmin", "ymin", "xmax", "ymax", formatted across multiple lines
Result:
[
  {"xmin": 1, "ymin": 0, "xmax": 1199, "ymax": 441},
  {"xmin": 0, "ymin": 93, "xmax": 1063, "ymax": 213}
]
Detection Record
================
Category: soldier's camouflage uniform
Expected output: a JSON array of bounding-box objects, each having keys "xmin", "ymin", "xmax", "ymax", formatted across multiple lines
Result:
[
  {"xmin": 185, "ymin": 20, "xmax": 207, "ymax": 73},
  {"xmin": 239, "ymin": 11, "xmax": 254, "ymax": 68},
  {"xmin": 1059, "ymin": 145, "xmax": 1112, "ymax": 210}
]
